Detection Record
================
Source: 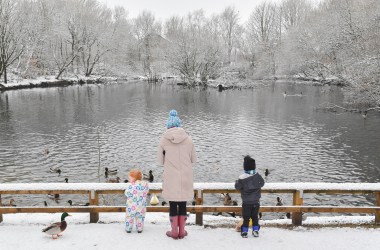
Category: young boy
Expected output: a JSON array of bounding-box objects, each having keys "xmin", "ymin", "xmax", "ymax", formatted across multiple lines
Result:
[
  {"xmin": 125, "ymin": 169, "xmax": 149, "ymax": 233},
  {"xmin": 235, "ymin": 155, "xmax": 265, "ymax": 238}
]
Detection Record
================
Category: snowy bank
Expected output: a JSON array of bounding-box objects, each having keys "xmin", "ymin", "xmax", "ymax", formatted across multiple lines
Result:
[
  {"xmin": 0, "ymin": 75, "xmax": 119, "ymax": 91},
  {"xmin": 0, "ymin": 213, "xmax": 379, "ymax": 250}
]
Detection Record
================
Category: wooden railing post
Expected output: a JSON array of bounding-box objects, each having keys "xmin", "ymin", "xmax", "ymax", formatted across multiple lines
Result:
[
  {"xmin": 195, "ymin": 189, "xmax": 203, "ymax": 226},
  {"xmin": 0, "ymin": 194, "xmax": 3, "ymax": 223},
  {"xmin": 292, "ymin": 190, "xmax": 304, "ymax": 226},
  {"xmin": 376, "ymin": 192, "xmax": 380, "ymax": 224},
  {"xmin": 89, "ymin": 190, "xmax": 99, "ymax": 223}
]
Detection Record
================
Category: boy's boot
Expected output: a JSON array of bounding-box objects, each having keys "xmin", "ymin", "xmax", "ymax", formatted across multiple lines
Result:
[
  {"xmin": 252, "ymin": 225, "xmax": 260, "ymax": 237},
  {"xmin": 166, "ymin": 216, "xmax": 179, "ymax": 239},
  {"xmin": 241, "ymin": 226, "xmax": 249, "ymax": 238},
  {"xmin": 178, "ymin": 215, "xmax": 188, "ymax": 239}
]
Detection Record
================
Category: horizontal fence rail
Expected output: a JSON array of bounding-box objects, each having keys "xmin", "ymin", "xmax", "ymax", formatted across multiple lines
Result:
[{"xmin": 1, "ymin": 183, "xmax": 380, "ymax": 226}]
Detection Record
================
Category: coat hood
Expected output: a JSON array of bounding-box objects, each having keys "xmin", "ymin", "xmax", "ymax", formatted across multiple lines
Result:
[{"xmin": 163, "ymin": 127, "xmax": 189, "ymax": 144}]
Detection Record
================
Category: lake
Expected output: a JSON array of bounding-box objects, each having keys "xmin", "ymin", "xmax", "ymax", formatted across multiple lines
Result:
[{"xmin": 0, "ymin": 81, "xmax": 379, "ymax": 209}]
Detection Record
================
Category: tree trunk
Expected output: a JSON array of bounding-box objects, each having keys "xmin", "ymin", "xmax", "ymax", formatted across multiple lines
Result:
[
  {"xmin": 3, "ymin": 67, "xmax": 7, "ymax": 84},
  {"xmin": 56, "ymin": 69, "xmax": 64, "ymax": 80}
]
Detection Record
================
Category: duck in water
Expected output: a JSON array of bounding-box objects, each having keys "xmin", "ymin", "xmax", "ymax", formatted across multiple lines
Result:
[
  {"xmin": 105, "ymin": 167, "xmax": 118, "ymax": 177},
  {"xmin": 47, "ymin": 194, "xmax": 60, "ymax": 199},
  {"xmin": 265, "ymin": 169, "xmax": 269, "ymax": 177},
  {"xmin": 50, "ymin": 167, "xmax": 61, "ymax": 175},
  {"xmin": 223, "ymin": 193, "xmax": 233, "ymax": 206},
  {"xmin": 276, "ymin": 197, "xmax": 283, "ymax": 206},
  {"xmin": 362, "ymin": 111, "xmax": 368, "ymax": 119},
  {"xmin": 67, "ymin": 200, "xmax": 89, "ymax": 206},
  {"xmin": 2, "ymin": 198, "xmax": 16, "ymax": 207},
  {"xmin": 143, "ymin": 170, "xmax": 154, "ymax": 183}
]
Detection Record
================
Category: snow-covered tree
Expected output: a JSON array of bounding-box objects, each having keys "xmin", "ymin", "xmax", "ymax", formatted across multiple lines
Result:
[
  {"xmin": 104, "ymin": 6, "xmax": 133, "ymax": 75},
  {"xmin": 0, "ymin": 0, "xmax": 27, "ymax": 83},
  {"xmin": 281, "ymin": 0, "xmax": 311, "ymax": 31},
  {"xmin": 164, "ymin": 10, "xmax": 222, "ymax": 85},
  {"xmin": 245, "ymin": 1, "xmax": 279, "ymax": 77},
  {"xmin": 219, "ymin": 6, "xmax": 240, "ymax": 64},
  {"xmin": 132, "ymin": 10, "xmax": 162, "ymax": 78}
]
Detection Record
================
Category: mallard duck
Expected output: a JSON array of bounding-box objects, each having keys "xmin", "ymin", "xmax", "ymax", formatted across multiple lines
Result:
[
  {"xmin": 64, "ymin": 178, "xmax": 68, "ymax": 183},
  {"xmin": 47, "ymin": 194, "xmax": 60, "ymax": 199},
  {"xmin": 150, "ymin": 194, "xmax": 159, "ymax": 205},
  {"xmin": 192, "ymin": 193, "xmax": 197, "ymax": 206},
  {"xmin": 276, "ymin": 197, "xmax": 283, "ymax": 206},
  {"xmin": 67, "ymin": 200, "xmax": 89, "ymax": 206},
  {"xmin": 265, "ymin": 169, "xmax": 269, "ymax": 177},
  {"xmin": 105, "ymin": 167, "xmax": 118, "ymax": 176},
  {"xmin": 223, "ymin": 193, "xmax": 232, "ymax": 206},
  {"xmin": 43, "ymin": 149, "xmax": 50, "ymax": 155},
  {"xmin": 107, "ymin": 177, "xmax": 120, "ymax": 183},
  {"xmin": 50, "ymin": 167, "xmax": 61, "ymax": 175},
  {"xmin": 42, "ymin": 212, "xmax": 71, "ymax": 239},
  {"xmin": 2, "ymin": 198, "xmax": 16, "ymax": 207},
  {"xmin": 227, "ymin": 201, "xmax": 238, "ymax": 217},
  {"xmin": 362, "ymin": 111, "xmax": 368, "ymax": 119},
  {"xmin": 143, "ymin": 170, "xmax": 154, "ymax": 183}
]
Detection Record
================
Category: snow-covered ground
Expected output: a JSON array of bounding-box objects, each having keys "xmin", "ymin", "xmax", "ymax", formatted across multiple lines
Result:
[
  {"xmin": 0, "ymin": 213, "xmax": 379, "ymax": 250},
  {"xmin": 1, "ymin": 75, "xmax": 59, "ymax": 87},
  {"xmin": 0, "ymin": 75, "xmax": 119, "ymax": 89}
]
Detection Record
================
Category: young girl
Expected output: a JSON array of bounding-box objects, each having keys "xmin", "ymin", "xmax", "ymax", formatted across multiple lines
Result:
[{"xmin": 124, "ymin": 169, "xmax": 149, "ymax": 233}]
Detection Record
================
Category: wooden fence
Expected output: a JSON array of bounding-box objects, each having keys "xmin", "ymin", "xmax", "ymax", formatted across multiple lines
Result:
[{"xmin": 1, "ymin": 183, "xmax": 379, "ymax": 226}]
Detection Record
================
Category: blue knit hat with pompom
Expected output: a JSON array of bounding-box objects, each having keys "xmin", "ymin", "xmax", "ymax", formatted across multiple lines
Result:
[{"xmin": 166, "ymin": 109, "xmax": 182, "ymax": 129}]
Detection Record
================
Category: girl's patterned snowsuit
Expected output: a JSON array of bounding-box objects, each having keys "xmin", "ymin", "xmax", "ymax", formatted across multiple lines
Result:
[{"xmin": 125, "ymin": 180, "xmax": 149, "ymax": 232}]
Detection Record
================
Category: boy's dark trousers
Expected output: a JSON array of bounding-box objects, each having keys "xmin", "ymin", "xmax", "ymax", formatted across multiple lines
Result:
[{"xmin": 242, "ymin": 203, "xmax": 260, "ymax": 228}]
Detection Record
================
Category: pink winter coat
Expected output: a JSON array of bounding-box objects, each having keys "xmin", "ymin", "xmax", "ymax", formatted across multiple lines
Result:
[{"xmin": 157, "ymin": 127, "xmax": 197, "ymax": 202}]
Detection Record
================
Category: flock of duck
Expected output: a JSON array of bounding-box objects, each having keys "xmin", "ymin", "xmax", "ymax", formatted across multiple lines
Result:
[
  {"xmin": 2, "ymin": 151, "xmax": 276, "ymax": 239},
  {"xmin": 2, "ymin": 167, "xmax": 271, "ymax": 209},
  {"xmin": 213, "ymin": 168, "xmax": 291, "ymax": 220},
  {"xmin": 105, "ymin": 168, "xmax": 154, "ymax": 183},
  {"xmin": 43, "ymin": 166, "xmax": 155, "ymax": 205},
  {"xmin": 39, "ymin": 167, "xmax": 155, "ymax": 239},
  {"xmin": 38, "ymin": 167, "xmax": 282, "ymax": 239}
]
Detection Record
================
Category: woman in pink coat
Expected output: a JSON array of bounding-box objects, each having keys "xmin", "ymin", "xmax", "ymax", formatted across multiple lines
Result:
[{"xmin": 157, "ymin": 110, "xmax": 197, "ymax": 239}]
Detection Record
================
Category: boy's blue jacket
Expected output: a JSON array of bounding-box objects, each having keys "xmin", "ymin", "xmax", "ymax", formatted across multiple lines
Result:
[{"xmin": 235, "ymin": 173, "xmax": 265, "ymax": 204}]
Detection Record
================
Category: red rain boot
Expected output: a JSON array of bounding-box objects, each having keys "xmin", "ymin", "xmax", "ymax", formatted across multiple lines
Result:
[
  {"xmin": 166, "ymin": 216, "xmax": 179, "ymax": 239},
  {"xmin": 178, "ymin": 215, "xmax": 188, "ymax": 239}
]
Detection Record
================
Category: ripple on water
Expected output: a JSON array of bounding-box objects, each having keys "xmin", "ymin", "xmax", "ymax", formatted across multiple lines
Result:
[{"xmin": 0, "ymin": 83, "xmax": 379, "ymax": 207}]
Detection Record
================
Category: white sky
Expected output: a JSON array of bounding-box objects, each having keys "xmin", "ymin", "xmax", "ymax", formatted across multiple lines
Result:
[{"xmin": 98, "ymin": 0, "xmax": 287, "ymax": 22}]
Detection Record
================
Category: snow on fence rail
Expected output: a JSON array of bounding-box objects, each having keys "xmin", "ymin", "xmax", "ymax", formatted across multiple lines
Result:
[{"xmin": 1, "ymin": 182, "xmax": 380, "ymax": 226}]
